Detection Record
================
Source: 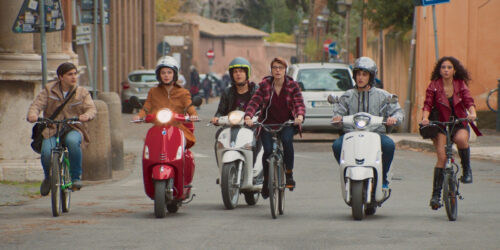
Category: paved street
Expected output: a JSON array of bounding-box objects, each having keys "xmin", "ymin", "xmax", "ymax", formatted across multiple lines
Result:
[{"xmin": 1, "ymin": 100, "xmax": 500, "ymax": 250}]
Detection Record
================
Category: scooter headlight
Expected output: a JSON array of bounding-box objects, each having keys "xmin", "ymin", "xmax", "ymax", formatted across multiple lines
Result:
[
  {"xmin": 353, "ymin": 115, "xmax": 370, "ymax": 128},
  {"xmin": 156, "ymin": 108, "xmax": 173, "ymax": 123},
  {"xmin": 228, "ymin": 111, "xmax": 244, "ymax": 126}
]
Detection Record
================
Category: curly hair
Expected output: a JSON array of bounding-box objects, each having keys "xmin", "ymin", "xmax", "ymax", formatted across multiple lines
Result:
[{"xmin": 430, "ymin": 56, "xmax": 471, "ymax": 85}]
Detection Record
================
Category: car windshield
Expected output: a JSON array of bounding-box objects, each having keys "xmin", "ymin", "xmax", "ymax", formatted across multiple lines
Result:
[
  {"xmin": 129, "ymin": 73, "xmax": 157, "ymax": 82},
  {"xmin": 297, "ymin": 68, "xmax": 353, "ymax": 91}
]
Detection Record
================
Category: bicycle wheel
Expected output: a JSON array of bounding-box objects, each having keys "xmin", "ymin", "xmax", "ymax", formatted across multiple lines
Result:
[
  {"xmin": 61, "ymin": 155, "xmax": 71, "ymax": 213},
  {"xmin": 268, "ymin": 157, "xmax": 278, "ymax": 219},
  {"xmin": 443, "ymin": 170, "xmax": 458, "ymax": 221},
  {"xmin": 51, "ymin": 152, "xmax": 62, "ymax": 217},
  {"xmin": 278, "ymin": 164, "xmax": 285, "ymax": 215},
  {"xmin": 486, "ymin": 88, "xmax": 498, "ymax": 112}
]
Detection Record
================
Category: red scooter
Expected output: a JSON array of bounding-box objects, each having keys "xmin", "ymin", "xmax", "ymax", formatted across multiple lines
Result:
[{"xmin": 131, "ymin": 96, "xmax": 202, "ymax": 218}]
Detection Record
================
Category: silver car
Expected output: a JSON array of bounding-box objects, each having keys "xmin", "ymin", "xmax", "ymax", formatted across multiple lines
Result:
[
  {"xmin": 287, "ymin": 63, "xmax": 355, "ymax": 131},
  {"xmin": 121, "ymin": 70, "xmax": 158, "ymax": 113}
]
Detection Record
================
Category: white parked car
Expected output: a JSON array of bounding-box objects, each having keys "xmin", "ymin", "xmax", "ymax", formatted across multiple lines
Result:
[{"xmin": 287, "ymin": 63, "xmax": 355, "ymax": 131}]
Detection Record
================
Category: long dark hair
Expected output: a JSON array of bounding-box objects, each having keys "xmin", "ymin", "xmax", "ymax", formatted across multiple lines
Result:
[{"xmin": 430, "ymin": 56, "xmax": 471, "ymax": 85}]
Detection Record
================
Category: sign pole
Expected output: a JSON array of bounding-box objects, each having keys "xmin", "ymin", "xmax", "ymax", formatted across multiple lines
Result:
[
  {"xmin": 40, "ymin": 0, "xmax": 48, "ymax": 88},
  {"xmin": 93, "ymin": 0, "xmax": 98, "ymax": 98},
  {"xmin": 432, "ymin": 5, "xmax": 439, "ymax": 61},
  {"xmin": 403, "ymin": 6, "xmax": 418, "ymax": 132},
  {"xmin": 101, "ymin": 0, "xmax": 109, "ymax": 92}
]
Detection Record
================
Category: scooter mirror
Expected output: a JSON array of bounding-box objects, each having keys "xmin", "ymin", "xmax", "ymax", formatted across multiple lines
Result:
[
  {"xmin": 129, "ymin": 96, "xmax": 142, "ymax": 109},
  {"xmin": 191, "ymin": 96, "xmax": 203, "ymax": 107},
  {"xmin": 388, "ymin": 95, "xmax": 399, "ymax": 104},
  {"xmin": 327, "ymin": 94, "xmax": 339, "ymax": 104}
]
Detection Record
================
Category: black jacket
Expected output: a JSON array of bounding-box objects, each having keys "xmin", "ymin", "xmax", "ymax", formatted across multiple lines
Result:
[{"xmin": 214, "ymin": 82, "xmax": 257, "ymax": 117}]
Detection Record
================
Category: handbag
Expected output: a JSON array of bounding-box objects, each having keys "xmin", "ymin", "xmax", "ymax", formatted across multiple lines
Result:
[
  {"xmin": 419, "ymin": 88, "xmax": 440, "ymax": 139},
  {"xmin": 30, "ymin": 88, "xmax": 76, "ymax": 153}
]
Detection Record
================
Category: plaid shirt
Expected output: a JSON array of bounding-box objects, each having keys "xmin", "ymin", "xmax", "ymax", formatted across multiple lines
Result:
[{"xmin": 245, "ymin": 76, "xmax": 305, "ymax": 121}]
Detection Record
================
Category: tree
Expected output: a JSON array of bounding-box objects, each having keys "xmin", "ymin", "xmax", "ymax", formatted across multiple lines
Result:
[
  {"xmin": 363, "ymin": 0, "xmax": 414, "ymax": 32},
  {"xmin": 156, "ymin": 0, "xmax": 182, "ymax": 22},
  {"xmin": 241, "ymin": 0, "xmax": 304, "ymax": 34}
]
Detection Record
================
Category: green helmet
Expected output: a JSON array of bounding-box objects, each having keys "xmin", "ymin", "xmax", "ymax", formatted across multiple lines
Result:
[{"xmin": 228, "ymin": 57, "xmax": 251, "ymax": 82}]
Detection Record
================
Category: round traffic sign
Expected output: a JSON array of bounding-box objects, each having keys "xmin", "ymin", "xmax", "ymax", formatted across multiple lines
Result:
[
  {"xmin": 206, "ymin": 49, "xmax": 215, "ymax": 59},
  {"xmin": 323, "ymin": 39, "xmax": 333, "ymax": 52}
]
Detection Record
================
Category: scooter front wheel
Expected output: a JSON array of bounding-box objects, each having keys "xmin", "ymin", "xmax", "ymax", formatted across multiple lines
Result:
[
  {"xmin": 221, "ymin": 162, "xmax": 240, "ymax": 209},
  {"xmin": 351, "ymin": 180, "xmax": 365, "ymax": 220},
  {"xmin": 154, "ymin": 180, "xmax": 166, "ymax": 218}
]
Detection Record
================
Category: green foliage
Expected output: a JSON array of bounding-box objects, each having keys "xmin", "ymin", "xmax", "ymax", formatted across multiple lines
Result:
[
  {"xmin": 241, "ymin": 0, "xmax": 304, "ymax": 34},
  {"xmin": 264, "ymin": 32, "xmax": 295, "ymax": 43},
  {"xmin": 364, "ymin": 0, "xmax": 414, "ymax": 32},
  {"xmin": 156, "ymin": 0, "xmax": 182, "ymax": 22}
]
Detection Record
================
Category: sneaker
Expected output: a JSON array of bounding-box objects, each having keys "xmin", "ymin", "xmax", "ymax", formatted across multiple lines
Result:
[
  {"xmin": 382, "ymin": 183, "xmax": 389, "ymax": 189},
  {"xmin": 285, "ymin": 174, "xmax": 295, "ymax": 190},
  {"xmin": 40, "ymin": 178, "xmax": 50, "ymax": 196},
  {"xmin": 72, "ymin": 180, "xmax": 82, "ymax": 191}
]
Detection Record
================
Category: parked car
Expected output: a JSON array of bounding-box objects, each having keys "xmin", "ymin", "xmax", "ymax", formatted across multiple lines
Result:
[
  {"xmin": 121, "ymin": 70, "xmax": 158, "ymax": 113},
  {"xmin": 287, "ymin": 63, "xmax": 355, "ymax": 131},
  {"xmin": 121, "ymin": 70, "xmax": 186, "ymax": 113}
]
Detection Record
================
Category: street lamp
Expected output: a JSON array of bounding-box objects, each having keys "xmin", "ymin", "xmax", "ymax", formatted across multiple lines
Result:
[
  {"xmin": 293, "ymin": 25, "xmax": 299, "ymax": 63},
  {"xmin": 321, "ymin": 7, "xmax": 330, "ymax": 62},
  {"xmin": 301, "ymin": 19, "xmax": 309, "ymax": 62},
  {"xmin": 316, "ymin": 15, "xmax": 324, "ymax": 55},
  {"xmin": 337, "ymin": 0, "xmax": 352, "ymax": 64}
]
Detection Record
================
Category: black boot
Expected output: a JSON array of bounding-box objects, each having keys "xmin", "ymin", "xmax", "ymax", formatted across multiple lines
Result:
[
  {"xmin": 430, "ymin": 168, "xmax": 444, "ymax": 210},
  {"xmin": 459, "ymin": 147, "xmax": 472, "ymax": 184},
  {"xmin": 261, "ymin": 165, "xmax": 269, "ymax": 199},
  {"xmin": 285, "ymin": 170, "xmax": 295, "ymax": 190}
]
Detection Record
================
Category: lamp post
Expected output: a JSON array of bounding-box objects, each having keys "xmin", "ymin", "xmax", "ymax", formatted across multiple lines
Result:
[
  {"xmin": 321, "ymin": 7, "xmax": 330, "ymax": 62},
  {"xmin": 301, "ymin": 19, "xmax": 309, "ymax": 62},
  {"xmin": 293, "ymin": 25, "xmax": 299, "ymax": 63},
  {"xmin": 316, "ymin": 15, "xmax": 324, "ymax": 57},
  {"xmin": 337, "ymin": 0, "xmax": 352, "ymax": 64}
]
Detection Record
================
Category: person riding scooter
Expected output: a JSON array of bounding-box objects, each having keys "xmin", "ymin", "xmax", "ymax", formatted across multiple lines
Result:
[
  {"xmin": 133, "ymin": 56, "xmax": 198, "ymax": 148},
  {"xmin": 331, "ymin": 57, "xmax": 404, "ymax": 189}
]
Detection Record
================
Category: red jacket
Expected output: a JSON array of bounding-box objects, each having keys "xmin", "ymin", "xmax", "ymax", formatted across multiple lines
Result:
[{"xmin": 423, "ymin": 79, "xmax": 481, "ymax": 136}]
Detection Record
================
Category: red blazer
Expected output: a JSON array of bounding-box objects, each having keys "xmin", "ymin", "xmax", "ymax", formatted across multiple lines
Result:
[{"xmin": 423, "ymin": 79, "xmax": 481, "ymax": 136}]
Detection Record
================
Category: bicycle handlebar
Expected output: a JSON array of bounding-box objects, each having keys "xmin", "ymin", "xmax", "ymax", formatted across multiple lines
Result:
[
  {"xmin": 36, "ymin": 117, "xmax": 81, "ymax": 125},
  {"xmin": 254, "ymin": 120, "xmax": 295, "ymax": 133}
]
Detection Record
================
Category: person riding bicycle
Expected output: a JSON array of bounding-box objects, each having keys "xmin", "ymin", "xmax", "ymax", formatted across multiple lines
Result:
[
  {"xmin": 27, "ymin": 62, "xmax": 97, "ymax": 195},
  {"xmin": 133, "ymin": 56, "xmax": 199, "ymax": 148},
  {"xmin": 419, "ymin": 56, "xmax": 481, "ymax": 210},
  {"xmin": 331, "ymin": 57, "xmax": 404, "ymax": 190},
  {"xmin": 244, "ymin": 57, "xmax": 305, "ymax": 199}
]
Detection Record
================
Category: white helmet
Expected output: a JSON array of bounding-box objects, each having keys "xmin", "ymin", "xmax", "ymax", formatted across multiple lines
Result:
[
  {"xmin": 353, "ymin": 57, "xmax": 377, "ymax": 86},
  {"xmin": 155, "ymin": 56, "xmax": 180, "ymax": 84}
]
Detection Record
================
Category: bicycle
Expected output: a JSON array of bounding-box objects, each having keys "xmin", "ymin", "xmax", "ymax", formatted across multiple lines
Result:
[
  {"xmin": 255, "ymin": 121, "xmax": 295, "ymax": 219},
  {"xmin": 486, "ymin": 87, "xmax": 497, "ymax": 112},
  {"xmin": 36, "ymin": 117, "xmax": 80, "ymax": 217},
  {"xmin": 423, "ymin": 117, "xmax": 471, "ymax": 221}
]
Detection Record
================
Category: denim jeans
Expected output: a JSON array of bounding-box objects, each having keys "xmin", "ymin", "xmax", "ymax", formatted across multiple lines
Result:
[
  {"xmin": 40, "ymin": 130, "xmax": 82, "ymax": 181},
  {"xmin": 261, "ymin": 126, "xmax": 295, "ymax": 177},
  {"xmin": 332, "ymin": 133, "xmax": 395, "ymax": 185}
]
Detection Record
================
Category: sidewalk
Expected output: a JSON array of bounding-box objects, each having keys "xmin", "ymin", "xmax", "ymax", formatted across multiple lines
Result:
[{"xmin": 389, "ymin": 129, "xmax": 500, "ymax": 162}]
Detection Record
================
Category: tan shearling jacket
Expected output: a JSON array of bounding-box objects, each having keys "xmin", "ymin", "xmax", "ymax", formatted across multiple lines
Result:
[{"xmin": 27, "ymin": 81, "xmax": 97, "ymax": 146}]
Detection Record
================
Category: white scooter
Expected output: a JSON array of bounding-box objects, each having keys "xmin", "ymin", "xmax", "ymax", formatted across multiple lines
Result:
[
  {"xmin": 214, "ymin": 110, "xmax": 264, "ymax": 209},
  {"xmin": 329, "ymin": 95, "xmax": 396, "ymax": 220}
]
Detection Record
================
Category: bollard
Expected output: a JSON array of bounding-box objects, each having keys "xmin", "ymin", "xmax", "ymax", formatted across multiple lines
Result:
[
  {"xmin": 82, "ymin": 100, "xmax": 112, "ymax": 180},
  {"xmin": 98, "ymin": 92, "xmax": 124, "ymax": 170}
]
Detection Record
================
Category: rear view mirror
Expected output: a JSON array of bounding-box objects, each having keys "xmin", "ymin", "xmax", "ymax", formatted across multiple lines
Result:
[
  {"xmin": 192, "ymin": 96, "xmax": 203, "ymax": 107},
  {"xmin": 327, "ymin": 94, "xmax": 339, "ymax": 104},
  {"xmin": 388, "ymin": 95, "xmax": 398, "ymax": 104},
  {"xmin": 129, "ymin": 96, "xmax": 142, "ymax": 109}
]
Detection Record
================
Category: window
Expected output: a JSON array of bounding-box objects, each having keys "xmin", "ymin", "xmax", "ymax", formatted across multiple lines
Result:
[{"xmin": 297, "ymin": 68, "xmax": 353, "ymax": 91}]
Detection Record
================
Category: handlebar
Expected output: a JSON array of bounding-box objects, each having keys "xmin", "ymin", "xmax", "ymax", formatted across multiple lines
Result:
[
  {"xmin": 254, "ymin": 120, "xmax": 295, "ymax": 133},
  {"xmin": 36, "ymin": 117, "xmax": 81, "ymax": 125},
  {"xmin": 421, "ymin": 117, "xmax": 475, "ymax": 135}
]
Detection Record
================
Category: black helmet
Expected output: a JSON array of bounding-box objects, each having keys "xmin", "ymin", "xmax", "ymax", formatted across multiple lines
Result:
[
  {"xmin": 353, "ymin": 57, "xmax": 378, "ymax": 86},
  {"xmin": 228, "ymin": 57, "xmax": 251, "ymax": 82}
]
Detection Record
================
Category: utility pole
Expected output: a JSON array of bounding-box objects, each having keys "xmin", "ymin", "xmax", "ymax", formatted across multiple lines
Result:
[{"xmin": 40, "ymin": 0, "xmax": 48, "ymax": 88}]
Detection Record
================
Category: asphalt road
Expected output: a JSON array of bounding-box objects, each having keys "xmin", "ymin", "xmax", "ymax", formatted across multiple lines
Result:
[{"xmin": 1, "ymin": 100, "xmax": 500, "ymax": 250}]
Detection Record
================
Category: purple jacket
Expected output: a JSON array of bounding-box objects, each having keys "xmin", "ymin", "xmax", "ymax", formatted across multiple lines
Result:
[
  {"xmin": 423, "ymin": 79, "xmax": 481, "ymax": 136},
  {"xmin": 245, "ymin": 75, "xmax": 305, "ymax": 121}
]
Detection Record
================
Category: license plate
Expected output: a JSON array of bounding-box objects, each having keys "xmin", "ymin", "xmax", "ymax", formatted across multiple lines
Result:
[{"xmin": 310, "ymin": 101, "xmax": 331, "ymax": 107}]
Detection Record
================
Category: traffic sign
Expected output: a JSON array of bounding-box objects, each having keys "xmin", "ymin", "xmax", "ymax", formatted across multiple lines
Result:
[
  {"xmin": 12, "ymin": 0, "xmax": 65, "ymax": 33},
  {"xmin": 323, "ymin": 39, "xmax": 332, "ymax": 52},
  {"xmin": 157, "ymin": 42, "xmax": 171, "ymax": 56},
  {"xmin": 206, "ymin": 50, "xmax": 215, "ymax": 59},
  {"xmin": 414, "ymin": 0, "xmax": 450, "ymax": 6},
  {"xmin": 80, "ymin": 0, "xmax": 110, "ymax": 24},
  {"xmin": 328, "ymin": 42, "xmax": 338, "ymax": 56},
  {"xmin": 74, "ymin": 25, "xmax": 92, "ymax": 45}
]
